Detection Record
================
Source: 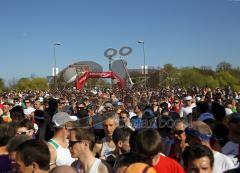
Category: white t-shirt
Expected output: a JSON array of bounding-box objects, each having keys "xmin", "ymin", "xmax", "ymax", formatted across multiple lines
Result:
[
  {"xmin": 179, "ymin": 106, "xmax": 193, "ymax": 118},
  {"xmin": 222, "ymin": 141, "xmax": 239, "ymax": 167},
  {"xmin": 213, "ymin": 151, "xmax": 236, "ymax": 173}
]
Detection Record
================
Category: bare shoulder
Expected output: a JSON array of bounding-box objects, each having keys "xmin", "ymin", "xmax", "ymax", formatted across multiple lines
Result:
[
  {"xmin": 98, "ymin": 159, "xmax": 113, "ymax": 173},
  {"xmin": 93, "ymin": 140, "xmax": 103, "ymax": 155}
]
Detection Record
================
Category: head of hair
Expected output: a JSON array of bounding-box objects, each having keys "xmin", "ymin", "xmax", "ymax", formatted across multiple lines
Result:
[
  {"xmin": 173, "ymin": 118, "xmax": 188, "ymax": 130},
  {"xmin": 0, "ymin": 124, "xmax": 15, "ymax": 147},
  {"xmin": 71, "ymin": 128, "xmax": 95, "ymax": 151},
  {"xmin": 182, "ymin": 144, "xmax": 214, "ymax": 170},
  {"xmin": 103, "ymin": 111, "xmax": 119, "ymax": 126},
  {"xmin": 196, "ymin": 101, "xmax": 209, "ymax": 114},
  {"xmin": 16, "ymin": 118, "xmax": 34, "ymax": 130},
  {"xmin": 112, "ymin": 127, "xmax": 133, "ymax": 145},
  {"xmin": 7, "ymin": 135, "xmax": 31, "ymax": 153},
  {"xmin": 120, "ymin": 110, "xmax": 130, "ymax": 118},
  {"xmin": 10, "ymin": 106, "xmax": 25, "ymax": 123},
  {"xmin": 134, "ymin": 128, "xmax": 162, "ymax": 158},
  {"xmin": 16, "ymin": 139, "xmax": 50, "ymax": 171},
  {"xmin": 192, "ymin": 121, "xmax": 212, "ymax": 137}
]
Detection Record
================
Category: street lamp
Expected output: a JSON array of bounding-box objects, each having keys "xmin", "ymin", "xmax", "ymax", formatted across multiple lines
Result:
[
  {"xmin": 53, "ymin": 43, "xmax": 61, "ymax": 89},
  {"xmin": 138, "ymin": 40, "xmax": 146, "ymax": 89}
]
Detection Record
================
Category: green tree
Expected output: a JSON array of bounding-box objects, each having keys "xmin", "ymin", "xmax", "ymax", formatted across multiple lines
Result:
[
  {"xmin": 216, "ymin": 61, "xmax": 232, "ymax": 72},
  {"xmin": 16, "ymin": 77, "xmax": 48, "ymax": 91},
  {"xmin": 0, "ymin": 78, "xmax": 5, "ymax": 92}
]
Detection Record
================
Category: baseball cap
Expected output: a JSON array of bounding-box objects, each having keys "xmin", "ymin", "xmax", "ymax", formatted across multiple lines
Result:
[
  {"xmin": 125, "ymin": 163, "xmax": 156, "ymax": 173},
  {"xmin": 199, "ymin": 113, "xmax": 215, "ymax": 122},
  {"xmin": 52, "ymin": 112, "xmax": 76, "ymax": 127}
]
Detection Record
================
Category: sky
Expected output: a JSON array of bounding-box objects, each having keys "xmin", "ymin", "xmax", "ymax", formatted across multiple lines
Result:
[{"xmin": 0, "ymin": 0, "xmax": 240, "ymax": 81}]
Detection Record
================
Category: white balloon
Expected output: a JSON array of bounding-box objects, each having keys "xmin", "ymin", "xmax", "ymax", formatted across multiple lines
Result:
[{"xmin": 63, "ymin": 67, "xmax": 77, "ymax": 83}]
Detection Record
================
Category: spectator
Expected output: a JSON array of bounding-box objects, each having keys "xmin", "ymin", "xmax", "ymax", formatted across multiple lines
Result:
[
  {"xmin": 23, "ymin": 99, "xmax": 35, "ymax": 119},
  {"xmin": 179, "ymin": 96, "xmax": 194, "ymax": 118},
  {"xmin": 15, "ymin": 118, "xmax": 35, "ymax": 138},
  {"xmin": 7, "ymin": 135, "xmax": 31, "ymax": 172},
  {"xmin": 119, "ymin": 110, "xmax": 134, "ymax": 130},
  {"xmin": 15, "ymin": 139, "xmax": 50, "ymax": 173},
  {"xmin": 94, "ymin": 112, "xmax": 119, "ymax": 159},
  {"xmin": 48, "ymin": 112, "xmax": 76, "ymax": 168},
  {"xmin": 182, "ymin": 144, "xmax": 214, "ymax": 173},
  {"xmin": 133, "ymin": 128, "xmax": 184, "ymax": 173},
  {"xmin": 1, "ymin": 102, "xmax": 12, "ymax": 123},
  {"xmin": 10, "ymin": 105, "xmax": 25, "ymax": 123},
  {"xmin": 69, "ymin": 128, "xmax": 112, "ymax": 173},
  {"xmin": 0, "ymin": 124, "xmax": 15, "ymax": 172},
  {"xmin": 105, "ymin": 127, "xmax": 133, "ymax": 166},
  {"xmin": 185, "ymin": 121, "xmax": 236, "ymax": 172},
  {"xmin": 168, "ymin": 118, "xmax": 188, "ymax": 162}
]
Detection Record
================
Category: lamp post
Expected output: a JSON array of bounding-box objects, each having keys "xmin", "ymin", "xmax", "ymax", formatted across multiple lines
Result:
[
  {"xmin": 138, "ymin": 40, "xmax": 146, "ymax": 89},
  {"xmin": 53, "ymin": 43, "xmax": 61, "ymax": 89}
]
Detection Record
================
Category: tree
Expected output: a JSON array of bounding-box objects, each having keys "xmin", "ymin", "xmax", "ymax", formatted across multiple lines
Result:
[
  {"xmin": 15, "ymin": 77, "xmax": 48, "ymax": 91},
  {"xmin": 0, "ymin": 78, "xmax": 5, "ymax": 93},
  {"xmin": 216, "ymin": 61, "xmax": 232, "ymax": 72}
]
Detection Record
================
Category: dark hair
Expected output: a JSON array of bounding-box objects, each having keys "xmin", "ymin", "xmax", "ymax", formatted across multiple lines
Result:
[
  {"xmin": 182, "ymin": 144, "xmax": 214, "ymax": 170},
  {"xmin": 10, "ymin": 106, "xmax": 25, "ymax": 123},
  {"xmin": 16, "ymin": 139, "xmax": 50, "ymax": 171},
  {"xmin": 7, "ymin": 135, "xmax": 31, "ymax": 153},
  {"xmin": 114, "ymin": 152, "xmax": 147, "ymax": 169},
  {"xmin": 196, "ymin": 101, "xmax": 209, "ymax": 114},
  {"xmin": 134, "ymin": 128, "xmax": 162, "ymax": 158},
  {"xmin": 16, "ymin": 119, "xmax": 34, "ymax": 130},
  {"xmin": 112, "ymin": 127, "xmax": 133, "ymax": 145},
  {"xmin": 0, "ymin": 124, "xmax": 15, "ymax": 146},
  {"xmin": 72, "ymin": 128, "xmax": 95, "ymax": 151},
  {"xmin": 120, "ymin": 110, "xmax": 130, "ymax": 118}
]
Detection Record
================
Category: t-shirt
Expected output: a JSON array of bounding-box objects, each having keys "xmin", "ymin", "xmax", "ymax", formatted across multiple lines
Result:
[
  {"xmin": 179, "ymin": 106, "xmax": 193, "ymax": 118},
  {"xmin": 222, "ymin": 141, "xmax": 239, "ymax": 167},
  {"xmin": 153, "ymin": 155, "xmax": 184, "ymax": 173},
  {"xmin": 213, "ymin": 151, "xmax": 236, "ymax": 173}
]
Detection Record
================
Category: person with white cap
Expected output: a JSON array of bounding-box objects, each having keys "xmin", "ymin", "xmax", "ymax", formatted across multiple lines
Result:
[
  {"xmin": 48, "ymin": 112, "xmax": 76, "ymax": 169},
  {"xmin": 179, "ymin": 96, "xmax": 194, "ymax": 118}
]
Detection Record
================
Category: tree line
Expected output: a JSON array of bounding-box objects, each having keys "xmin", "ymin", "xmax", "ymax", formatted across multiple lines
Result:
[{"xmin": 0, "ymin": 61, "xmax": 240, "ymax": 92}]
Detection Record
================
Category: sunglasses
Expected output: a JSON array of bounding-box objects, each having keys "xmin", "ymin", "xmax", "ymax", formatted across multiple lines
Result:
[
  {"xmin": 172, "ymin": 130, "xmax": 184, "ymax": 135},
  {"xmin": 16, "ymin": 131, "xmax": 29, "ymax": 135},
  {"xmin": 68, "ymin": 140, "xmax": 82, "ymax": 148}
]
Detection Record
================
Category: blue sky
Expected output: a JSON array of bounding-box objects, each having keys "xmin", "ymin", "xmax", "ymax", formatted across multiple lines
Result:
[{"xmin": 0, "ymin": 0, "xmax": 240, "ymax": 81}]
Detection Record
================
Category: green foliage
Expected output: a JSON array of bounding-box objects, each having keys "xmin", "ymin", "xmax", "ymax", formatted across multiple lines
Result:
[
  {"xmin": 216, "ymin": 61, "xmax": 232, "ymax": 72},
  {"xmin": 137, "ymin": 62, "xmax": 240, "ymax": 91},
  {"xmin": 0, "ymin": 78, "xmax": 5, "ymax": 93},
  {"xmin": 15, "ymin": 77, "xmax": 48, "ymax": 91}
]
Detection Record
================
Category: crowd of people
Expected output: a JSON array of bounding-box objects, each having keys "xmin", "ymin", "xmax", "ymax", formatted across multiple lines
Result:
[{"xmin": 0, "ymin": 86, "xmax": 240, "ymax": 173}]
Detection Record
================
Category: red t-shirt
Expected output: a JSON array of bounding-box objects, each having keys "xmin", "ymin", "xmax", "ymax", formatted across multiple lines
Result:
[{"xmin": 153, "ymin": 155, "xmax": 185, "ymax": 173}]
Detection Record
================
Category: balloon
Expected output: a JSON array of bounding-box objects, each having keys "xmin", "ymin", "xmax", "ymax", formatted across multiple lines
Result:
[{"xmin": 63, "ymin": 67, "xmax": 78, "ymax": 83}]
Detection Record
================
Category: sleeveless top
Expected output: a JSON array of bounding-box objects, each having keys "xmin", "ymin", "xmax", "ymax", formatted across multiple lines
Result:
[
  {"xmin": 100, "ymin": 137, "xmax": 115, "ymax": 157},
  {"xmin": 74, "ymin": 158, "xmax": 101, "ymax": 173},
  {"xmin": 48, "ymin": 139, "xmax": 75, "ymax": 166}
]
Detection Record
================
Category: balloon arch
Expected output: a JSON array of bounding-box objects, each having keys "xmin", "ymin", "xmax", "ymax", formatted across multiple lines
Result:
[{"xmin": 76, "ymin": 71, "xmax": 125, "ymax": 90}]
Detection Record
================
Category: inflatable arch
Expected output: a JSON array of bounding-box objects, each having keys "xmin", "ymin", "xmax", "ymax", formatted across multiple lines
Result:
[{"xmin": 76, "ymin": 71, "xmax": 125, "ymax": 90}]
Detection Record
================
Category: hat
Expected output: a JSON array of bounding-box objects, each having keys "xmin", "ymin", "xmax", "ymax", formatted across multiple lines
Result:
[
  {"xmin": 183, "ymin": 96, "xmax": 192, "ymax": 101},
  {"xmin": 199, "ymin": 113, "xmax": 215, "ymax": 122},
  {"xmin": 125, "ymin": 163, "xmax": 156, "ymax": 173},
  {"xmin": 52, "ymin": 112, "xmax": 76, "ymax": 127},
  {"xmin": 34, "ymin": 110, "xmax": 45, "ymax": 120}
]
